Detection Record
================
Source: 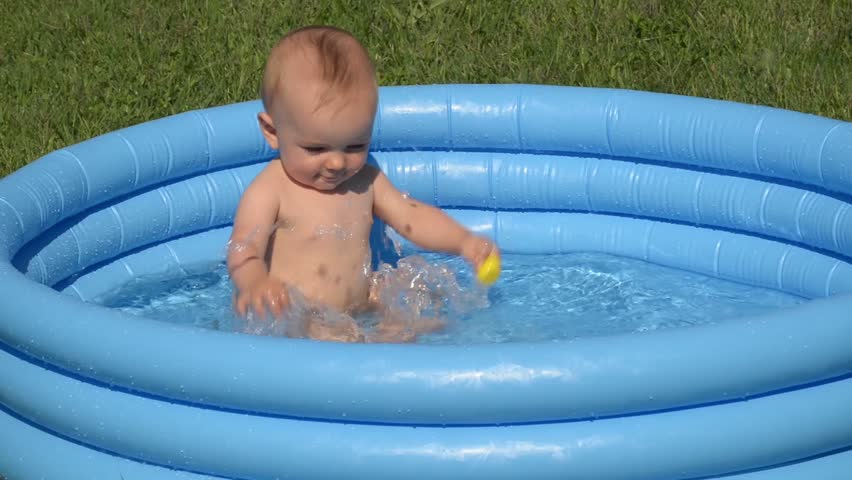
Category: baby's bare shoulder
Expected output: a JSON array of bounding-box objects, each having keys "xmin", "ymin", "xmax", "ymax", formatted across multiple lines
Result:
[
  {"xmin": 231, "ymin": 162, "xmax": 285, "ymax": 234},
  {"xmin": 243, "ymin": 162, "xmax": 286, "ymax": 196},
  {"xmin": 234, "ymin": 162, "xmax": 288, "ymax": 220}
]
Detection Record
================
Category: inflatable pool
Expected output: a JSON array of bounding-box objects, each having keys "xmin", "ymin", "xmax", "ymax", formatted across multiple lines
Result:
[{"xmin": 1, "ymin": 84, "xmax": 851, "ymax": 479}]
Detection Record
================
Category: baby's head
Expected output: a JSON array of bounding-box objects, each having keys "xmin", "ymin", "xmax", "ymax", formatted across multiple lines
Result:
[{"xmin": 258, "ymin": 26, "xmax": 378, "ymax": 191}]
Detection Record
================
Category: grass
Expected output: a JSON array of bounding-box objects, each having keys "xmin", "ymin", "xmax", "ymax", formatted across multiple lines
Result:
[{"xmin": 0, "ymin": 0, "xmax": 849, "ymax": 177}]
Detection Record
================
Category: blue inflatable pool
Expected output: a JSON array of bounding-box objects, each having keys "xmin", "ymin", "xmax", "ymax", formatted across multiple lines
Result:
[{"xmin": 1, "ymin": 84, "xmax": 851, "ymax": 479}]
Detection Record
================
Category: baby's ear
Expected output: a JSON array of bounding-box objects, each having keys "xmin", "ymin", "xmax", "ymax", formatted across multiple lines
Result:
[{"xmin": 257, "ymin": 112, "xmax": 279, "ymax": 150}]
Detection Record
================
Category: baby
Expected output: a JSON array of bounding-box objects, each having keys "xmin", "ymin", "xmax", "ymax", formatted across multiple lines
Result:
[{"xmin": 227, "ymin": 26, "xmax": 498, "ymax": 342}]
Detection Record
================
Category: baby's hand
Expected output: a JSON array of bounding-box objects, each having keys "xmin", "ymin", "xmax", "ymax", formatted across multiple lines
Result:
[
  {"xmin": 233, "ymin": 276, "xmax": 290, "ymax": 319},
  {"xmin": 460, "ymin": 234, "xmax": 499, "ymax": 269}
]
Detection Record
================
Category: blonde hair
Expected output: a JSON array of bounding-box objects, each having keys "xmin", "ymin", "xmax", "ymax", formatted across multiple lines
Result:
[{"xmin": 261, "ymin": 26, "xmax": 376, "ymax": 114}]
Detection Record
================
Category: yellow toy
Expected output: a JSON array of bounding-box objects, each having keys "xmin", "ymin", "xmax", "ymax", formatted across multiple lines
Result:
[{"xmin": 477, "ymin": 252, "xmax": 501, "ymax": 286}]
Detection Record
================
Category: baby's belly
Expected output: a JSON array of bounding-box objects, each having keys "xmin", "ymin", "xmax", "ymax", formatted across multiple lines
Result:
[
  {"xmin": 282, "ymin": 270, "xmax": 372, "ymax": 313},
  {"xmin": 268, "ymin": 240, "xmax": 373, "ymax": 314}
]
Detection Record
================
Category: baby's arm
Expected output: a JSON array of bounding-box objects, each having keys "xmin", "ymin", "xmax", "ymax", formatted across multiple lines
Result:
[
  {"xmin": 372, "ymin": 167, "xmax": 498, "ymax": 266},
  {"xmin": 227, "ymin": 173, "xmax": 287, "ymax": 317}
]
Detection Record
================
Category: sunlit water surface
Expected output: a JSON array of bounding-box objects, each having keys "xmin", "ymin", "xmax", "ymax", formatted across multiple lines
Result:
[{"xmin": 95, "ymin": 252, "xmax": 805, "ymax": 344}]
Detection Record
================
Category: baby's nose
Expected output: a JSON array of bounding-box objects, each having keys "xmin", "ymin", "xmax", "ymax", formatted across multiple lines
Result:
[{"xmin": 324, "ymin": 153, "xmax": 346, "ymax": 171}]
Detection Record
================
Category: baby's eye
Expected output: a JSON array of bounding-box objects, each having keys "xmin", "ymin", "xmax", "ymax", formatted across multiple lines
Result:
[
  {"xmin": 345, "ymin": 144, "xmax": 367, "ymax": 152},
  {"xmin": 303, "ymin": 146, "xmax": 327, "ymax": 154}
]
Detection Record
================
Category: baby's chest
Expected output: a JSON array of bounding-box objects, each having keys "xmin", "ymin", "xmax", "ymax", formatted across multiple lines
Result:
[{"xmin": 278, "ymin": 191, "xmax": 373, "ymax": 239}]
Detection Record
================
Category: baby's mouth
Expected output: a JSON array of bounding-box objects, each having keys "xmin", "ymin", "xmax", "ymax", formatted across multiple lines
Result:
[{"xmin": 320, "ymin": 172, "xmax": 345, "ymax": 182}]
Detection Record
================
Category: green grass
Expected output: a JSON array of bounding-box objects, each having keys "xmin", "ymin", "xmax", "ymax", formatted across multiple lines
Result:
[{"xmin": 1, "ymin": 0, "xmax": 849, "ymax": 177}]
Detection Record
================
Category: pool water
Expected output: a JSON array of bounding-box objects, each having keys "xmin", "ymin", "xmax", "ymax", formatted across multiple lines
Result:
[{"xmin": 95, "ymin": 252, "xmax": 805, "ymax": 344}]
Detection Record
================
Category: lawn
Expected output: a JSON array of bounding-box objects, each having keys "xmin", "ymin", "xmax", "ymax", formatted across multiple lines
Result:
[{"xmin": 1, "ymin": 0, "xmax": 849, "ymax": 177}]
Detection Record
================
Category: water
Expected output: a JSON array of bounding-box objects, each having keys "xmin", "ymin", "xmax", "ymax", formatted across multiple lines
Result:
[{"xmin": 95, "ymin": 252, "xmax": 805, "ymax": 344}]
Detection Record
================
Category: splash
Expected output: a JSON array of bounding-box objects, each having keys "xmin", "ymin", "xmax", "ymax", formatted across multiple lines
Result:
[
  {"xmin": 235, "ymin": 286, "xmax": 365, "ymax": 342},
  {"xmin": 384, "ymin": 224, "xmax": 404, "ymax": 257},
  {"xmin": 370, "ymin": 255, "xmax": 489, "ymax": 325},
  {"xmin": 235, "ymin": 254, "xmax": 489, "ymax": 343},
  {"xmin": 313, "ymin": 223, "xmax": 355, "ymax": 241},
  {"xmin": 225, "ymin": 219, "xmax": 489, "ymax": 343},
  {"xmin": 224, "ymin": 219, "xmax": 295, "ymax": 256}
]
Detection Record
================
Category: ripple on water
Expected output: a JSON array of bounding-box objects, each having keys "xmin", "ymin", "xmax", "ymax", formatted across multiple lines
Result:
[{"xmin": 95, "ymin": 252, "xmax": 805, "ymax": 344}]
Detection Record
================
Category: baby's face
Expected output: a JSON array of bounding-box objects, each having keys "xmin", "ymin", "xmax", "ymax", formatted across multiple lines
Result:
[{"xmin": 268, "ymin": 85, "xmax": 377, "ymax": 192}]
